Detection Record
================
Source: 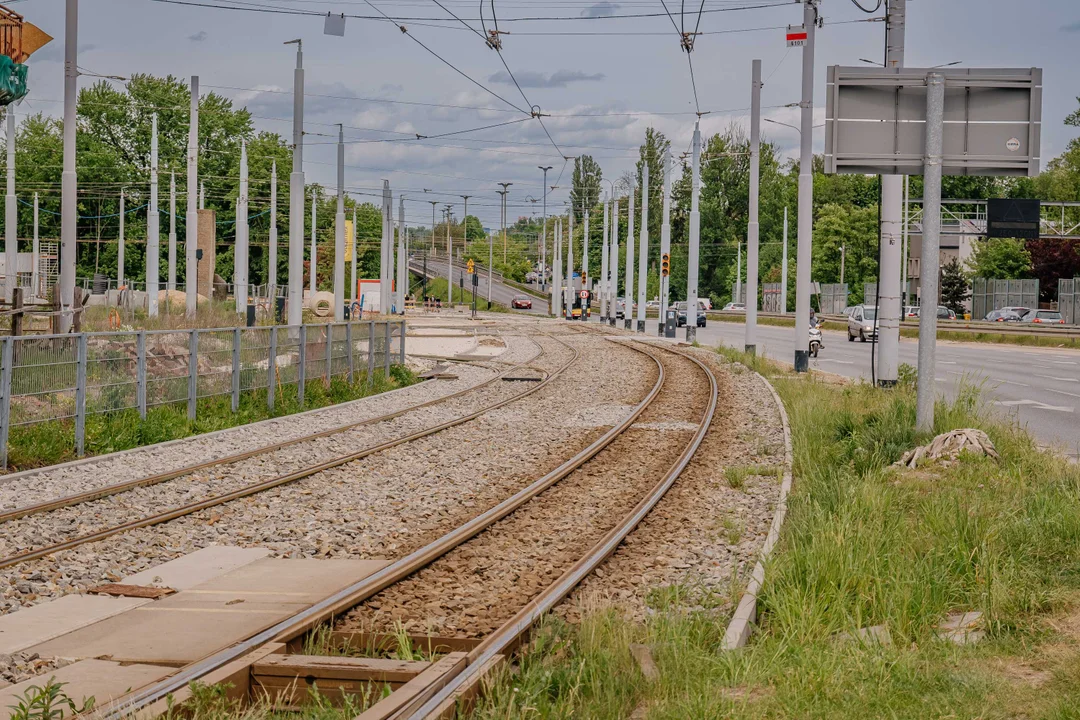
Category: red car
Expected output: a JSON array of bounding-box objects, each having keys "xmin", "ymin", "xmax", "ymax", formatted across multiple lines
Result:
[{"xmin": 511, "ymin": 295, "xmax": 533, "ymax": 310}]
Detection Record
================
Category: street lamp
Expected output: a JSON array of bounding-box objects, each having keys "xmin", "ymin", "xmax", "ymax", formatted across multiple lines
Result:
[{"xmin": 538, "ymin": 166, "xmax": 552, "ymax": 294}]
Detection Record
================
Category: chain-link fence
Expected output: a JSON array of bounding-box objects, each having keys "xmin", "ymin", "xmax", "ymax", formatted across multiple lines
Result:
[{"xmin": 0, "ymin": 318, "xmax": 406, "ymax": 468}]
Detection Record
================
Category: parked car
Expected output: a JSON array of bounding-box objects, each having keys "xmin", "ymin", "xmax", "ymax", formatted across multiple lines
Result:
[
  {"xmin": 1021, "ymin": 309, "xmax": 1065, "ymax": 324},
  {"xmin": 984, "ymin": 309, "xmax": 1026, "ymax": 322},
  {"xmin": 524, "ymin": 271, "xmax": 538, "ymax": 283},
  {"xmin": 511, "ymin": 295, "xmax": 533, "ymax": 310},
  {"xmin": 937, "ymin": 306, "xmax": 957, "ymax": 320},
  {"xmin": 646, "ymin": 300, "xmax": 661, "ymax": 311},
  {"xmin": 700, "ymin": 298, "xmax": 713, "ymax": 310},
  {"xmin": 721, "ymin": 302, "xmax": 746, "ymax": 312},
  {"xmin": 615, "ymin": 297, "xmax": 626, "ymax": 319},
  {"xmin": 673, "ymin": 301, "xmax": 707, "ymax": 328},
  {"xmin": 847, "ymin": 305, "xmax": 878, "ymax": 342},
  {"xmin": 903, "ymin": 305, "xmax": 920, "ymax": 319}
]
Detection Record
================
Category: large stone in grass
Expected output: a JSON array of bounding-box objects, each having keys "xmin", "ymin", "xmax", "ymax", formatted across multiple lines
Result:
[{"xmin": 935, "ymin": 611, "xmax": 985, "ymax": 645}]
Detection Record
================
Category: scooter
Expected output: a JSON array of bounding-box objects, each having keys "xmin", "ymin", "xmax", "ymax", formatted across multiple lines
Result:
[{"xmin": 809, "ymin": 324, "xmax": 823, "ymax": 358}]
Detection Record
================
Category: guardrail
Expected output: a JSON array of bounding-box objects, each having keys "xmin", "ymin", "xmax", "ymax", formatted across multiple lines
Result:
[{"xmin": 0, "ymin": 318, "xmax": 407, "ymax": 468}]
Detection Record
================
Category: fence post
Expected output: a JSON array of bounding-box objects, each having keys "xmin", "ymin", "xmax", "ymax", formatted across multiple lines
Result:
[
  {"xmin": 136, "ymin": 331, "xmax": 147, "ymax": 420},
  {"xmin": 188, "ymin": 329, "xmax": 198, "ymax": 421},
  {"xmin": 398, "ymin": 319, "xmax": 405, "ymax": 365},
  {"xmin": 75, "ymin": 333, "xmax": 87, "ymax": 456},
  {"xmin": 0, "ymin": 337, "xmax": 12, "ymax": 469},
  {"xmin": 346, "ymin": 322, "xmax": 354, "ymax": 383},
  {"xmin": 298, "ymin": 324, "xmax": 307, "ymax": 405},
  {"xmin": 384, "ymin": 322, "xmax": 391, "ymax": 376},
  {"xmin": 367, "ymin": 320, "xmax": 375, "ymax": 386},
  {"xmin": 325, "ymin": 324, "xmax": 332, "ymax": 386},
  {"xmin": 267, "ymin": 327, "xmax": 277, "ymax": 411},
  {"xmin": 231, "ymin": 327, "xmax": 241, "ymax": 412}
]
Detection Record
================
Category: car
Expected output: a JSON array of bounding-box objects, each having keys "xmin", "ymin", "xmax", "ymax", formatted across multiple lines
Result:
[
  {"xmin": 673, "ymin": 300, "xmax": 707, "ymax": 328},
  {"xmin": 721, "ymin": 302, "xmax": 746, "ymax": 312},
  {"xmin": 847, "ymin": 304, "xmax": 878, "ymax": 342},
  {"xmin": 511, "ymin": 295, "xmax": 533, "ymax": 310},
  {"xmin": 1021, "ymin": 309, "xmax": 1065, "ymax": 324},
  {"xmin": 524, "ymin": 271, "xmax": 538, "ymax": 283},
  {"xmin": 615, "ymin": 297, "xmax": 626, "ymax": 319},
  {"xmin": 646, "ymin": 300, "xmax": 661, "ymax": 311},
  {"xmin": 985, "ymin": 307, "xmax": 1029, "ymax": 322},
  {"xmin": 841, "ymin": 306, "xmax": 857, "ymax": 317},
  {"xmin": 700, "ymin": 298, "xmax": 713, "ymax": 310},
  {"xmin": 903, "ymin": 305, "xmax": 920, "ymax": 319},
  {"xmin": 937, "ymin": 306, "xmax": 957, "ymax": 320}
]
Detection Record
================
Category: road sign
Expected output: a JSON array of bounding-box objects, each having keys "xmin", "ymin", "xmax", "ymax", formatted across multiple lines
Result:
[
  {"xmin": 579, "ymin": 290, "xmax": 589, "ymax": 299},
  {"xmin": 466, "ymin": 259, "xmax": 475, "ymax": 274},
  {"xmin": 987, "ymin": 198, "xmax": 1041, "ymax": 239},
  {"xmin": 786, "ymin": 25, "xmax": 807, "ymax": 47},
  {"xmin": 824, "ymin": 66, "xmax": 1042, "ymax": 177}
]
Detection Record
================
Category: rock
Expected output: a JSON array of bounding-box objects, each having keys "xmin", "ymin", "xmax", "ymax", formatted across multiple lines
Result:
[{"xmin": 935, "ymin": 611, "xmax": 985, "ymax": 645}]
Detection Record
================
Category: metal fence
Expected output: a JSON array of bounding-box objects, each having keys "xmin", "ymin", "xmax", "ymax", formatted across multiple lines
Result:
[
  {"xmin": 0, "ymin": 318, "xmax": 406, "ymax": 467},
  {"xmin": 971, "ymin": 278, "xmax": 1040, "ymax": 320},
  {"xmin": 1059, "ymin": 278, "xmax": 1080, "ymax": 325},
  {"xmin": 819, "ymin": 283, "xmax": 849, "ymax": 315},
  {"xmin": 762, "ymin": 283, "xmax": 783, "ymax": 313}
]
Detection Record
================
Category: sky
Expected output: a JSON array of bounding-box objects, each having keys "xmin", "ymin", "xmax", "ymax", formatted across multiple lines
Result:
[{"xmin": 14, "ymin": 0, "xmax": 1080, "ymax": 231}]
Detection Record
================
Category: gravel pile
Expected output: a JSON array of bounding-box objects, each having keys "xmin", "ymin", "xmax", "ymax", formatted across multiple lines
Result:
[
  {"xmin": 560, "ymin": 346, "xmax": 786, "ymax": 623},
  {"xmin": 0, "ymin": 652, "xmax": 70, "ymax": 687},
  {"xmin": 0, "ymin": 335, "xmax": 541, "ymax": 512},
  {"xmin": 0, "ymin": 332, "xmax": 652, "ymax": 615},
  {"xmin": 338, "ymin": 344, "xmax": 710, "ymax": 639}
]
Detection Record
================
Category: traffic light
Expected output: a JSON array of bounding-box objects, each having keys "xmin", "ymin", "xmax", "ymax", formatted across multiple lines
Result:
[{"xmin": 661, "ymin": 253, "xmax": 670, "ymax": 277}]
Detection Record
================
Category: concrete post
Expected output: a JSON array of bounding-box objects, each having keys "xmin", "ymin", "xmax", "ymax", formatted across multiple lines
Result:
[
  {"xmin": 59, "ymin": 0, "xmax": 78, "ymax": 332},
  {"xmin": 269, "ymin": 160, "xmax": 277, "ymax": 298},
  {"xmin": 268, "ymin": 327, "xmax": 277, "ymax": 410},
  {"xmin": 746, "ymin": 58, "xmax": 762, "ymax": 354},
  {"xmin": 185, "ymin": 76, "xmax": 199, "ymax": 317},
  {"xmin": 118, "ymin": 189, "xmax": 125, "ymax": 289},
  {"xmin": 610, "ymin": 196, "xmax": 619, "ymax": 326},
  {"xmin": 793, "ymin": 0, "xmax": 817, "ymax": 369},
  {"xmin": 687, "ymin": 121, "xmax": 701, "ymax": 343},
  {"xmin": 298, "ymin": 324, "xmax": 306, "ymax": 404},
  {"xmin": 566, "ymin": 207, "xmax": 574, "ymax": 316},
  {"xmin": 901, "ymin": 176, "xmax": 910, "ymax": 305},
  {"xmin": 444, "ymin": 204, "xmax": 452, "ymax": 307},
  {"xmin": 334, "ymin": 125, "xmax": 345, "ymax": 321},
  {"xmin": 31, "ymin": 193, "xmax": 39, "ymax": 299},
  {"xmin": 917, "ymin": 72, "xmax": 945, "ymax": 432},
  {"xmin": 624, "ymin": 189, "xmax": 635, "ymax": 330},
  {"xmin": 235, "ymin": 139, "xmax": 249, "ymax": 314},
  {"xmin": 600, "ymin": 196, "xmax": 609, "ymax": 319},
  {"xmin": 781, "ymin": 207, "xmax": 788, "ymax": 314},
  {"xmin": 199, "ymin": 182, "xmax": 205, "ymax": 210},
  {"xmin": 660, "ymin": 152, "xmax": 672, "ymax": 311},
  {"xmin": 148, "ymin": 114, "xmax": 160, "ymax": 316},
  {"xmin": 287, "ymin": 40, "xmax": 305, "ymax": 327},
  {"xmin": 309, "ymin": 189, "xmax": 317, "ymax": 296},
  {"xmin": 351, "ymin": 207, "xmax": 357, "ymax": 304},
  {"xmin": 75, "ymin": 333, "xmax": 87, "ymax": 454},
  {"xmin": 397, "ymin": 195, "xmax": 407, "ymax": 314},
  {"xmin": 6, "ymin": 110, "xmax": 15, "ymax": 303},
  {"xmin": 169, "ymin": 173, "xmax": 177, "ymax": 294},
  {"xmin": 636, "ymin": 162, "xmax": 649, "ymax": 332},
  {"xmin": 187, "ymin": 330, "xmax": 198, "ymax": 419},
  {"xmin": 137, "ymin": 331, "xmax": 147, "ymax": 419},
  {"xmin": 552, "ymin": 218, "xmax": 561, "ymax": 318},
  {"xmin": 583, "ymin": 208, "xmax": 590, "ymax": 297}
]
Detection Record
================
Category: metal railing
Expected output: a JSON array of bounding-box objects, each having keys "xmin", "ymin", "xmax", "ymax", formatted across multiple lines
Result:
[{"xmin": 0, "ymin": 318, "xmax": 406, "ymax": 468}]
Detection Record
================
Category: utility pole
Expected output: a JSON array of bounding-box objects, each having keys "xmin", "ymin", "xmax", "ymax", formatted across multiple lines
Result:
[
  {"xmin": 286, "ymin": 39, "xmax": 305, "ymax": 327},
  {"xmin": 59, "ymin": 0, "xmax": 78, "ymax": 331},
  {"xmin": 583, "ymin": 207, "xmax": 590, "ymax": 300},
  {"xmin": 309, "ymin": 188, "xmax": 317, "ymax": 296},
  {"xmin": 148, "ymin": 113, "xmax": 160, "ymax": 317},
  {"xmin": 916, "ymin": 72, "xmax": 945, "ymax": 431},
  {"xmin": 660, "ymin": 151, "xmax": 672, "ymax": 312},
  {"xmin": 781, "ymin": 207, "xmax": 788, "ymax": 314},
  {"xmin": 636, "ymin": 162, "xmax": 648, "ymax": 333},
  {"xmin": 566, "ymin": 204, "xmax": 574, "ymax": 317},
  {"xmin": 428, "ymin": 200, "xmax": 437, "ymax": 254},
  {"xmin": 169, "ymin": 172, "xmax": 177, "ymax": 294},
  {"xmin": 199, "ymin": 182, "xmax": 204, "ymax": 210},
  {"xmin": 333, "ymin": 125, "xmax": 345, "ymax": 321},
  {"xmin": 686, "ymin": 120, "xmax": 701, "ymax": 343},
  {"xmin": 118, "ymin": 189, "xmax": 125, "ymax": 289},
  {"xmin": 746, "ymin": 59, "xmax": 762, "ymax": 354},
  {"xmin": 397, "ymin": 195, "xmax": 406, "ymax": 314},
  {"xmin": 793, "ymin": 0, "xmax": 819, "ymax": 370},
  {"xmin": 498, "ymin": 182, "xmax": 512, "ymax": 263},
  {"xmin": 269, "ymin": 160, "xmax": 277, "ymax": 300},
  {"xmin": 538, "ymin": 166, "xmax": 552, "ymax": 295},
  {"xmin": 31, "ymin": 192, "xmax": 38, "ymax": 299},
  {"xmin": 610, "ymin": 196, "xmax": 619, "ymax": 327},
  {"xmin": 877, "ymin": 0, "xmax": 906, "ymax": 386},
  {"xmin": 624, "ymin": 188, "xmax": 635, "ymax": 330},
  {"xmin": 901, "ymin": 175, "xmax": 910, "ymax": 305},
  {"xmin": 444, "ymin": 204, "xmax": 452, "ymax": 306},
  {"xmin": 736, "ymin": 242, "xmax": 742, "ymax": 303},
  {"xmin": 6, "ymin": 108, "xmax": 16, "ymax": 303},
  {"xmin": 350, "ymin": 206, "xmax": 357, "ymax": 305},
  {"xmin": 382, "ymin": 181, "xmax": 393, "ymax": 312},
  {"xmin": 460, "ymin": 195, "xmax": 470, "ymax": 307},
  {"xmin": 553, "ymin": 217, "xmax": 562, "ymax": 318},
  {"xmin": 236, "ymin": 139, "xmax": 249, "ymax": 314},
  {"xmin": 600, "ymin": 194, "xmax": 609, "ymax": 320}
]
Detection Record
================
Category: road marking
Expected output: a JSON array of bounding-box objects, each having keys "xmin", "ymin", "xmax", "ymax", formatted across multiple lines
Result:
[
  {"xmin": 1000, "ymin": 380, "xmax": 1030, "ymax": 387},
  {"xmin": 993, "ymin": 399, "xmax": 1075, "ymax": 412},
  {"xmin": 939, "ymin": 361, "xmax": 957, "ymax": 365},
  {"xmin": 1047, "ymin": 388, "xmax": 1080, "ymax": 399},
  {"xmin": 815, "ymin": 359, "xmax": 854, "ymax": 365},
  {"xmin": 1053, "ymin": 361, "xmax": 1078, "ymax": 365},
  {"xmin": 1035, "ymin": 375, "xmax": 1080, "ymax": 383}
]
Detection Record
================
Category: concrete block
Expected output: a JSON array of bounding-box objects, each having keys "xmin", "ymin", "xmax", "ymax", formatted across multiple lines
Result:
[
  {"xmin": 0, "ymin": 659, "xmax": 173, "ymax": 708},
  {"xmin": 0, "ymin": 595, "xmax": 150, "ymax": 654},
  {"xmin": 121, "ymin": 545, "xmax": 271, "ymax": 590}
]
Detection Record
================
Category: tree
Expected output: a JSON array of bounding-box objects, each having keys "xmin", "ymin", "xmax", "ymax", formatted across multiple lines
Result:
[
  {"xmin": 811, "ymin": 203, "xmax": 879, "ymax": 302},
  {"xmin": 570, "ymin": 155, "xmax": 602, "ymax": 221},
  {"xmin": 940, "ymin": 257, "xmax": 970, "ymax": 314},
  {"xmin": 966, "ymin": 238, "xmax": 1032, "ymax": 279},
  {"xmin": 1026, "ymin": 238, "xmax": 1080, "ymax": 302},
  {"xmin": 636, "ymin": 128, "xmax": 669, "ymax": 242}
]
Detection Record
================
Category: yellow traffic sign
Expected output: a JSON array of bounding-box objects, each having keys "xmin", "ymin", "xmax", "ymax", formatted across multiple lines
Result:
[{"xmin": 467, "ymin": 259, "xmax": 475, "ymax": 274}]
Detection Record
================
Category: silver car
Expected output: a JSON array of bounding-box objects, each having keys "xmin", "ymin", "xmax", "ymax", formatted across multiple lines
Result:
[{"xmin": 847, "ymin": 305, "xmax": 878, "ymax": 342}]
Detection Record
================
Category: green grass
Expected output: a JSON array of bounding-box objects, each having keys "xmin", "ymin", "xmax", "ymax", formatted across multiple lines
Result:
[
  {"xmin": 5, "ymin": 366, "xmax": 417, "ymax": 472},
  {"xmin": 465, "ymin": 347, "xmax": 1080, "ymax": 720}
]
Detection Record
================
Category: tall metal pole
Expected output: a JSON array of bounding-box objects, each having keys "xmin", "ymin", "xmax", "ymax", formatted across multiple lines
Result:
[
  {"xmin": 736, "ymin": 242, "xmax": 742, "ymax": 303},
  {"xmin": 498, "ymin": 182, "xmax": 512, "ymax": 263},
  {"xmin": 32, "ymin": 192, "xmax": 39, "ymax": 299},
  {"xmin": 901, "ymin": 175, "xmax": 910, "ymax": 306},
  {"xmin": 686, "ymin": 120, "xmax": 701, "ymax": 343},
  {"xmin": 397, "ymin": 195, "xmax": 406, "ymax": 314},
  {"xmin": 600, "ymin": 194, "xmax": 609, "ymax": 320},
  {"xmin": 624, "ymin": 187, "xmax": 635, "ymax": 330},
  {"xmin": 235, "ymin": 139, "xmax": 248, "ymax": 314},
  {"xmin": 538, "ymin": 166, "xmax": 551, "ymax": 296},
  {"xmin": 269, "ymin": 160, "xmax": 277, "ymax": 299},
  {"xmin": 199, "ymin": 182, "xmax": 205, "ymax": 210},
  {"xmin": 381, "ymin": 182, "xmax": 390, "ymax": 312},
  {"xmin": 147, "ymin": 113, "xmax": 160, "ymax": 316},
  {"xmin": 877, "ymin": 0, "xmax": 906, "ymax": 386},
  {"xmin": 287, "ymin": 39, "xmax": 305, "ymax": 327},
  {"xmin": 59, "ymin": 0, "xmax": 78, "ymax": 331},
  {"xmin": 428, "ymin": 201, "xmax": 437, "ymax": 254},
  {"xmin": 350, "ymin": 206, "xmax": 357, "ymax": 304},
  {"xmin": 118, "ymin": 189, "xmax": 125, "ymax": 289},
  {"xmin": 781, "ymin": 207, "xmax": 788, "ymax": 314},
  {"xmin": 5, "ymin": 109, "xmax": 16, "ymax": 303},
  {"xmin": 333, "ymin": 125, "xmax": 345, "ymax": 321},
  {"xmin": 610, "ymin": 196, "xmax": 619, "ymax": 327},
  {"xmin": 169, "ymin": 173, "xmax": 177, "ymax": 294},
  {"xmin": 583, "ymin": 208, "xmax": 590, "ymax": 297},
  {"xmin": 388, "ymin": 185, "xmax": 396, "ymax": 310},
  {"xmin": 840, "ymin": 245, "xmax": 846, "ymax": 284},
  {"xmin": 444, "ymin": 204, "xmax": 452, "ymax": 306},
  {"xmin": 553, "ymin": 217, "xmax": 562, "ymax": 318},
  {"xmin": 746, "ymin": 58, "xmax": 762, "ymax": 354},
  {"xmin": 309, "ymin": 189, "xmax": 317, "ymax": 296},
  {"xmin": 185, "ymin": 75, "xmax": 199, "ymax": 317},
  {"xmin": 494, "ymin": 189, "xmax": 506, "ymax": 309},
  {"xmin": 916, "ymin": 72, "xmax": 945, "ymax": 432},
  {"xmin": 566, "ymin": 204, "xmax": 574, "ymax": 316},
  {"xmin": 660, "ymin": 151, "xmax": 672, "ymax": 312},
  {"xmin": 636, "ymin": 161, "xmax": 648, "ymax": 333},
  {"xmin": 793, "ymin": 0, "xmax": 818, "ymax": 370}
]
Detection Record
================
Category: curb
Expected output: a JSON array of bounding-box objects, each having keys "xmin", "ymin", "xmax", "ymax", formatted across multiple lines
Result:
[{"xmin": 721, "ymin": 365, "xmax": 794, "ymax": 650}]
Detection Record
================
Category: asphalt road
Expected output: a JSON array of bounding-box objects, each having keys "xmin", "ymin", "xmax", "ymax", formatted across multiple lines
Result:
[
  {"xmin": 408, "ymin": 259, "xmax": 547, "ymax": 315},
  {"xmin": 580, "ymin": 313, "xmax": 1080, "ymax": 460}
]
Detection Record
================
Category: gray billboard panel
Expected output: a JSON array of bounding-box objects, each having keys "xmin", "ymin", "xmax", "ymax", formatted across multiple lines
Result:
[{"xmin": 825, "ymin": 66, "xmax": 1042, "ymax": 177}]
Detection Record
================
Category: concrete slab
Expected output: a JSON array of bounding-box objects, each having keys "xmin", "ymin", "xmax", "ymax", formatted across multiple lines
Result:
[
  {"xmin": 121, "ymin": 545, "xmax": 271, "ymax": 590},
  {"xmin": 0, "ymin": 660, "xmax": 174, "ymax": 707},
  {"xmin": 0, "ymin": 594, "xmax": 151, "ymax": 654},
  {"xmin": 27, "ymin": 558, "xmax": 387, "ymax": 665}
]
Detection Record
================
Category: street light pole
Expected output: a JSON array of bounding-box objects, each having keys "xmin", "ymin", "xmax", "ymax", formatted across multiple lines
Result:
[
  {"xmin": 498, "ymin": 182, "xmax": 512, "ymax": 264},
  {"xmin": 794, "ymin": 0, "xmax": 818, "ymax": 371},
  {"xmin": 686, "ymin": 120, "xmax": 701, "ymax": 343},
  {"xmin": 286, "ymin": 39, "xmax": 305, "ymax": 327},
  {"xmin": 185, "ymin": 75, "xmax": 199, "ymax": 318},
  {"xmin": 538, "ymin": 166, "xmax": 552, "ymax": 298},
  {"xmin": 746, "ymin": 58, "xmax": 762, "ymax": 354},
  {"xmin": 444, "ymin": 204, "xmax": 453, "ymax": 306},
  {"xmin": 333, "ymin": 125, "xmax": 345, "ymax": 321},
  {"xmin": 495, "ymin": 189, "xmax": 508, "ymax": 310},
  {"xmin": 59, "ymin": 0, "xmax": 78, "ymax": 331}
]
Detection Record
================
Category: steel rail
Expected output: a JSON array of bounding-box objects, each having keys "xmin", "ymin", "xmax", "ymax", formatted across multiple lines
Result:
[
  {"xmin": 0, "ymin": 338, "xmax": 547, "ymax": 525},
  {"xmin": 0, "ymin": 338, "xmax": 576, "ymax": 573},
  {"xmin": 405, "ymin": 342, "xmax": 718, "ymax": 719},
  {"xmin": 101, "ymin": 337, "xmax": 666, "ymax": 720}
]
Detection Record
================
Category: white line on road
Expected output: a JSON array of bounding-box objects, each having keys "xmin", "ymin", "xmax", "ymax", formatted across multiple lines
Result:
[
  {"xmin": 993, "ymin": 399, "xmax": 1074, "ymax": 412},
  {"xmin": 1000, "ymin": 380, "xmax": 1030, "ymax": 387},
  {"xmin": 815, "ymin": 359, "xmax": 854, "ymax": 365},
  {"xmin": 1048, "ymin": 388, "xmax": 1080, "ymax": 399},
  {"xmin": 1035, "ymin": 375, "xmax": 1080, "ymax": 383},
  {"xmin": 1053, "ymin": 361, "xmax": 1078, "ymax": 365}
]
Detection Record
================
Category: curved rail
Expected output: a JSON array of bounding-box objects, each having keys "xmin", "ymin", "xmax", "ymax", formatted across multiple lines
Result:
[
  {"xmin": 406, "ymin": 342, "xmax": 719, "ymax": 719},
  {"xmin": 0, "ymin": 337, "xmax": 548, "ymax": 525},
  {"xmin": 101, "ymin": 338, "xmax": 667, "ymax": 720},
  {"xmin": 0, "ymin": 337, "xmax": 575, "ymax": 572}
]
